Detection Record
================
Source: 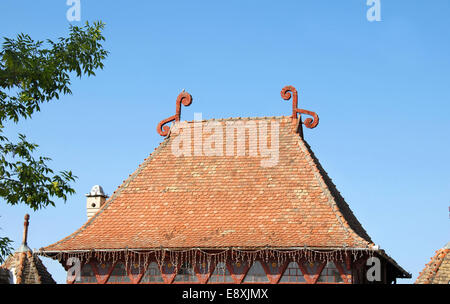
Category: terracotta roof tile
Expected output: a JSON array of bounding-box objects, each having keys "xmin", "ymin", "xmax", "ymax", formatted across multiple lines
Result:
[
  {"xmin": 415, "ymin": 242, "xmax": 450, "ymax": 284},
  {"xmin": 1, "ymin": 251, "xmax": 56, "ymax": 284},
  {"xmin": 43, "ymin": 116, "xmax": 373, "ymax": 252}
]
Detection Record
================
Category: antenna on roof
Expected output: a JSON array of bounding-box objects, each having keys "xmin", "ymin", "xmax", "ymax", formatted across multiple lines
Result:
[
  {"xmin": 157, "ymin": 90, "xmax": 193, "ymax": 136},
  {"xmin": 281, "ymin": 85, "xmax": 319, "ymax": 138}
]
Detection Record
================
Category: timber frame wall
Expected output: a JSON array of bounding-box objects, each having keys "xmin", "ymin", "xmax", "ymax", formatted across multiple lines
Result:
[{"xmin": 64, "ymin": 252, "xmax": 395, "ymax": 284}]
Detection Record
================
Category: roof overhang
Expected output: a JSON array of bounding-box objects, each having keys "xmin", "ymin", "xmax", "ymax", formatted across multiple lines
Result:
[{"xmin": 37, "ymin": 246, "xmax": 410, "ymax": 279}]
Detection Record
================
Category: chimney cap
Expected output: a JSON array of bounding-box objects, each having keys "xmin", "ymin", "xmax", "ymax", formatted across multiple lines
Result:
[{"xmin": 86, "ymin": 185, "xmax": 107, "ymax": 197}]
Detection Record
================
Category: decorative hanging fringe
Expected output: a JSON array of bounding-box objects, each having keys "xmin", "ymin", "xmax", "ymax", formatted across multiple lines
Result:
[{"xmin": 36, "ymin": 247, "xmax": 374, "ymax": 271}]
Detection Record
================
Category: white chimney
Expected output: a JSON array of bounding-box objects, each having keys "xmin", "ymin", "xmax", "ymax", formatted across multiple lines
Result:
[{"xmin": 86, "ymin": 185, "xmax": 108, "ymax": 220}]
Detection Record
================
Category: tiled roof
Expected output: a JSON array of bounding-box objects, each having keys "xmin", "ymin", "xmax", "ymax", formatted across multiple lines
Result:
[
  {"xmin": 1, "ymin": 214, "xmax": 56, "ymax": 284},
  {"xmin": 415, "ymin": 242, "xmax": 450, "ymax": 284},
  {"xmin": 43, "ymin": 116, "xmax": 374, "ymax": 252},
  {"xmin": 1, "ymin": 251, "xmax": 56, "ymax": 284}
]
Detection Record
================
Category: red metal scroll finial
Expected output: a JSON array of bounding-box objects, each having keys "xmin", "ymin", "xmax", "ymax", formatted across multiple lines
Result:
[
  {"xmin": 157, "ymin": 90, "xmax": 193, "ymax": 136},
  {"xmin": 281, "ymin": 85, "xmax": 319, "ymax": 135}
]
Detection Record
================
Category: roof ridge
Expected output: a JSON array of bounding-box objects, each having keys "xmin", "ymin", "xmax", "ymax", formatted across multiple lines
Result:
[
  {"xmin": 173, "ymin": 115, "xmax": 291, "ymax": 124},
  {"xmin": 15, "ymin": 252, "xmax": 26, "ymax": 284},
  {"xmin": 295, "ymin": 136, "xmax": 372, "ymax": 247},
  {"xmin": 28, "ymin": 252, "xmax": 42, "ymax": 284}
]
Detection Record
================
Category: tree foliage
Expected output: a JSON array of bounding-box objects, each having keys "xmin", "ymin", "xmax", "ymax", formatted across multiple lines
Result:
[{"xmin": 0, "ymin": 21, "xmax": 108, "ymax": 263}]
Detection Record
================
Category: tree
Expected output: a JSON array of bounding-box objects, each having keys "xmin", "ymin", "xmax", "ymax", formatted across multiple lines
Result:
[{"xmin": 0, "ymin": 21, "xmax": 108, "ymax": 262}]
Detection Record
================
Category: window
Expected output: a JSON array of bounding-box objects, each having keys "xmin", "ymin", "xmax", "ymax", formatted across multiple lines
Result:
[
  {"xmin": 243, "ymin": 261, "xmax": 269, "ymax": 283},
  {"xmin": 140, "ymin": 262, "xmax": 164, "ymax": 283},
  {"xmin": 107, "ymin": 262, "xmax": 131, "ymax": 283},
  {"xmin": 79, "ymin": 263, "xmax": 97, "ymax": 283},
  {"xmin": 208, "ymin": 262, "xmax": 233, "ymax": 283},
  {"xmin": 317, "ymin": 261, "xmax": 344, "ymax": 283},
  {"xmin": 280, "ymin": 262, "xmax": 306, "ymax": 283},
  {"xmin": 174, "ymin": 262, "xmax": 198, "ymax": 282}
]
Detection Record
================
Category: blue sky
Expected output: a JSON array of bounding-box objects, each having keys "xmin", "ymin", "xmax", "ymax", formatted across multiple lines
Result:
[{"xmin": 0, "ymin": 0, "xmax": 449, "ymax": 284}]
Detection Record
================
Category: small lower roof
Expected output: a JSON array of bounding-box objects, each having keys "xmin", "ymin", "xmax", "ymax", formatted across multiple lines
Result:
[
  {"xmin": 1, "ymin": 251, "xmax": 56, "ymax": 284},
  {"xmin": 416, "ymin": 242, "xmax": 450, "ymax": 284},
  {"xmin": 1, "ymin": 214, "xmax": 56, "ymax": 284}
]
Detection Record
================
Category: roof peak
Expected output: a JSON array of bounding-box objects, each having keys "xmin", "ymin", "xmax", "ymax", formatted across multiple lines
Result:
[
  {"xmin": 178, "ymin": 115, "xmax": 291, "ymax": 124},
  {"xmin": 157, "ymin": 86, "xmax": 320, "ymax": 139}
]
